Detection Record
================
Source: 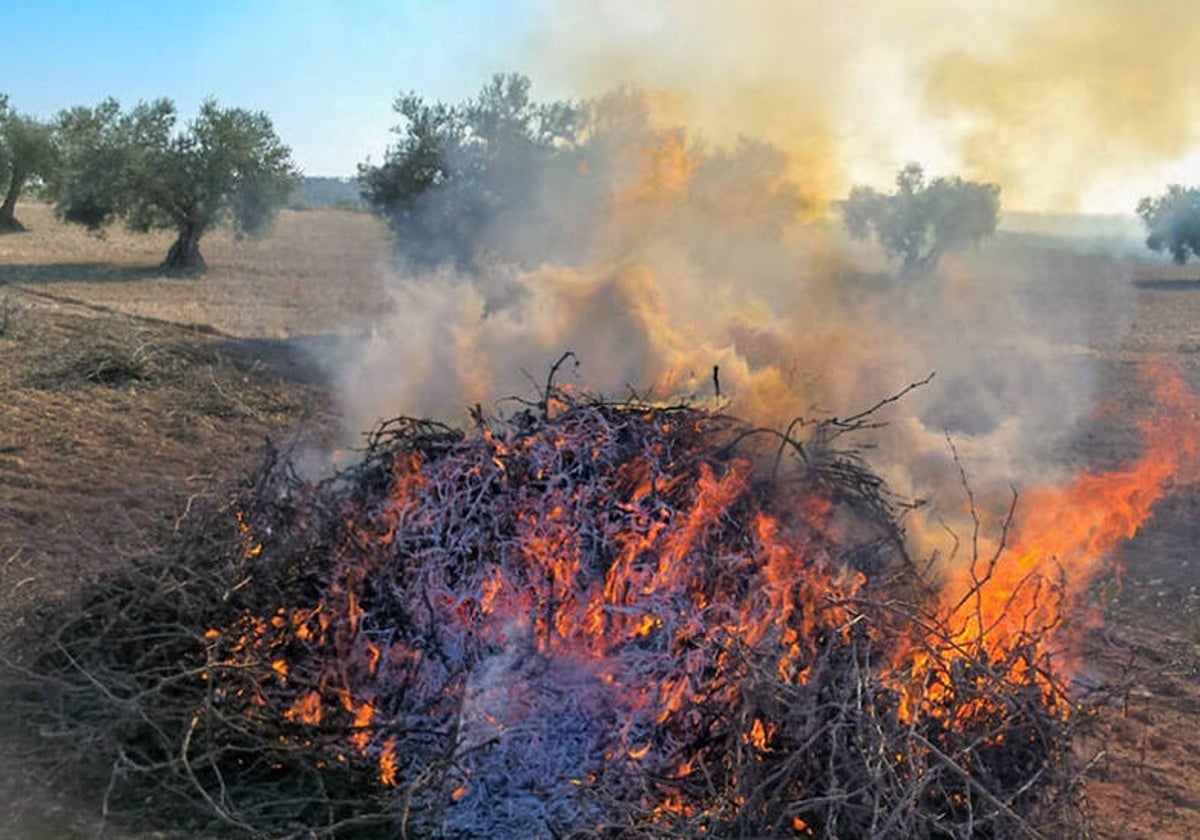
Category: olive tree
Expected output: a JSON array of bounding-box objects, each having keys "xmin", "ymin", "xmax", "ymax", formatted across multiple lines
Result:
[
  {"xmin": 1137, "ymin": 185, "xmax": 1200, "ymax": 267},
  {"xmin": 361, "ymin": 75, "xmax": 813, "ymax": 273},
  {"xmin": 0, "ymin": 94, "xmax": 58, "ymax": 231},
  {"xmin": 53, "ymin": 98, "xmax": 297, "ymax": 272},
  {"xmin": 360, "ymin": 73, "xmax": 586, "ymax": 270},
  {"xmin": 841, "ymin": 163, "xmax": 1000, "ymax": 274}
]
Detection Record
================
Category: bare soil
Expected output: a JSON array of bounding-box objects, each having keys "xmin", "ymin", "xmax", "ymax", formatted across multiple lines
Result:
[{"xmin": 2, "ymin": 204, "xmax": 1200, "ymax": 837}]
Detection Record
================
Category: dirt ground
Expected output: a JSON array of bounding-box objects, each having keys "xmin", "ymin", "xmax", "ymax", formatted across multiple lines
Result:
[{"xmin": 3, "ymin": 203, "xmax": 1200, "ymax": 837}]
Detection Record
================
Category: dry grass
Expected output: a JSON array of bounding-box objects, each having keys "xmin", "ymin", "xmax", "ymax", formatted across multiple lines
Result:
[
  {"xmin": 0, "ymin": 204, "xmax": 401, "ymax": 625},
  {"xmin": 0, "ymin": 203, "xmax": 395, "ymax": 337}
]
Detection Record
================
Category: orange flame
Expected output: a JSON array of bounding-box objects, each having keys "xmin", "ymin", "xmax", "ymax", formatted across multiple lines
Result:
[
  {"xmin": 235, "ymin": 509, "xmax": 263, "ymax": 560},
  {"xmin": 284, "ymin": 691, "xmax": 322, "ymax": 726},
  {"xmin": 379, "ymin": 738, "xmax": 398, "ymax": 787},
  {"xmin": 947, "ymin": 363, "xmax": 1197, "ymax": 656},
  {"xmin": 895, "ymin": 362, "xmax": 1200, "ymax": 719},
  {"xmin": 348, "ymin": 700, "xmax": 375, "ymax": 751},
  {"xmin": 617, "ymin": 127, "xmax": 697, "ymax": 208}
]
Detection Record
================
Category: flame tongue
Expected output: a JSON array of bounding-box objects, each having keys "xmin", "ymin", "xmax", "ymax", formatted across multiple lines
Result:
[{"xmin": 937, "ymin": 363, "xmax": 1199, "ymax": 664}]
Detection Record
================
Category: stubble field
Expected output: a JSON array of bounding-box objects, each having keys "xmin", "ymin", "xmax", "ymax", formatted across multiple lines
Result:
[{"xmin": 2, "ymin": 203, "xmax": 1200, "ymax": 837}]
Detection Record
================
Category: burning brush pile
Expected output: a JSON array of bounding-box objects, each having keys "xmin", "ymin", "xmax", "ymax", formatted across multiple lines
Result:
[{"xmin": 6, "ymin": 371, "xmax": 1083, "ymax": 838}]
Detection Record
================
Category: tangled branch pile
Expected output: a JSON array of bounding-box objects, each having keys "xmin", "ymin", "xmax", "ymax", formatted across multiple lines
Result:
[{"xmin": 5, "ymin": 381, "xmax": 1083, "ymax": 838}]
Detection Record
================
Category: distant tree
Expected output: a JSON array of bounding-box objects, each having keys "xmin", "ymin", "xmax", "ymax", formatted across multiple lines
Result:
[
  {"xmin": 1137, "ymin": 185, "xmax": 1200, "ymax": 266},
  {"xmin": 52, "ymin": 98, "xmax": 297, "ymax": 272},
  {"xmin": 298, "ymin": 176, "xmax": 364, "ymax": 210},
  {"xmin": 0, "ymin": 94, "xmax": 58, "ymax": 231},
  {"xmin": 841, "ymin": 163, "xmax": 1000, "ymax": 274},
  {"xmin": 360, "ymin": 73, "xmax": 586, "ymax": 269}
]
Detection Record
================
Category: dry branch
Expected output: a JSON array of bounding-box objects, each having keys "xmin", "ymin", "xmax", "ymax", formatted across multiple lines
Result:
[{"xmin": 2, "ymin": 381, "xmax": 1084, "ymax": 838}]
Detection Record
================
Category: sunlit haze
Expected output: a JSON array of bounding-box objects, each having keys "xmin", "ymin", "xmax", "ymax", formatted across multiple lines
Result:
[{"xmin": 9, "ymin": 0, "xmax": 1200, "ymax": 212}]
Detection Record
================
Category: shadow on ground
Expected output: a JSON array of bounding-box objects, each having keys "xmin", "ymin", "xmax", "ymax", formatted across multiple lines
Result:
[
  {"xmin": 204, "ymin": 333, "xmax": 341, "ymax": 388},
  {"xmin": 0, "ymin": 262, "xmax": 167, "ymax": 286},
  {"xmin": 1132, "ymin": 278, "xmax": 1200, "ymax": 290}
]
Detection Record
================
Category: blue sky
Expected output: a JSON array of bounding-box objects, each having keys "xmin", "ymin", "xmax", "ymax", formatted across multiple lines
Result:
[{"xmin": 7, "ymin": 0, "xmax": 539, "ymax": 176}]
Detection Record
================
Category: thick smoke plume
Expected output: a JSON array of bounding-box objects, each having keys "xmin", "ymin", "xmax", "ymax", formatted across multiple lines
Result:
[
  {"xmin": 532, "ymin": 0, "xmax": 1200, "ymax": 212},
  {"xmin": 328, "ymin": 78, "xmax": 1135, "ymax": 557},
  {"xmin": 924, "ymin": 0, "xmax": 1200, "ymax": 211}
]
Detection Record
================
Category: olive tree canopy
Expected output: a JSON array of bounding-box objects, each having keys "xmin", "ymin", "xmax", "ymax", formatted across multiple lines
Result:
[
  {"xmin": 841, "ymin": 163, "xmax": 1000, "ymax": 275},
  {"xmin": 0, "ymin": 94, "xmax": 57, "ymax": 231},
  {"xmin": 359, "ymin": 73, "xmax": 587, "ymax": 270},
  {"xmin": 1137, "ymin": 185, "xmax": 1200, "ymax": 267},
  {"xmin": 53, "ymin": 98, "xmax": 297, "ymax": 272}
]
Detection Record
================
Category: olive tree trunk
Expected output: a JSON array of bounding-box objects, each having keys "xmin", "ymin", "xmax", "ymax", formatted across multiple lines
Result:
[
  {"xmin": 0, "ymin": 170, "xmax": 26, "ymax": 231},
  {"xmin": 163, "ymin": 224, "xmax": 206, "ymax": 273}
]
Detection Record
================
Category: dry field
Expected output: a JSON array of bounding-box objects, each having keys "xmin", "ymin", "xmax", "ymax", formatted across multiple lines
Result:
[
  {"xmin": 2, "ymin": 203, "xmax": 1200, "ymax": 837},
  {"xmin": 0, "ymin": 204, "xmax": 393, "ymax": 837}
]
